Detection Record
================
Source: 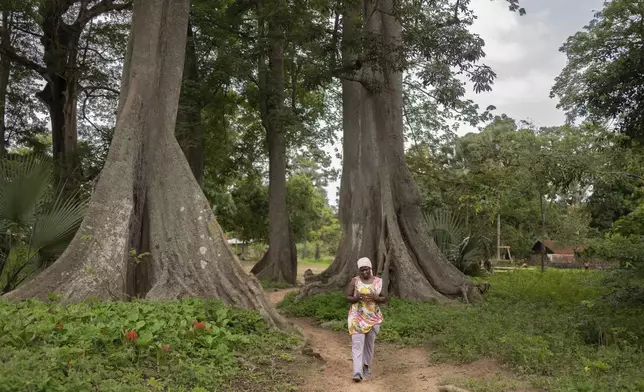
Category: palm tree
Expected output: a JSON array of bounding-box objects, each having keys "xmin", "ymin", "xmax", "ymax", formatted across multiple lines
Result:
[
  {"xmin": 0, "ymin": 155, "xmax": 87, "ymax": 293},
  {"xmin": 425, "ymin": 209, "xmax": 489, "ymax": 276}
]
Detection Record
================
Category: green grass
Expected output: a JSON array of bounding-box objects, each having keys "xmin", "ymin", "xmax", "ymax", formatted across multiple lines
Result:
[
  {"xmin": 439, "ymin": 374, "xmax": 524, "ymax": 392},
  {"xmin": 279, "ymin": 269, "xmax": 644, "ymax": 391},
  {"xmin": 0, "ymin": 299, "xmax": 301, "ymax": 392}
]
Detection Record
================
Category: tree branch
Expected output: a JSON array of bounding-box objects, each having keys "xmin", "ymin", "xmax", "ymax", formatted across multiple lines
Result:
[
  {"xmin": 76, "ymin": 0, "xmax": 133, "ymax": 26},
  {"xmin": 80, "ymin": 84, "xmax": 120, "ymax": 95},
  {"xmin": 0, "ymin": 44, "xmax": 47, "ymax": 75},
  {"xmin": 331, "ymin": 59, "xmax": 364, "ymax": 82},
  {"xmin": 6, "ymin": 22, "xmax": 43, "ymax": 39},
  {"xmin": 403, "ymin": 80, "xmax": 468, "ymax": 115},
  {"xmin": 81, "ymin": 91, "xmax": 103, "ymax": 134}
]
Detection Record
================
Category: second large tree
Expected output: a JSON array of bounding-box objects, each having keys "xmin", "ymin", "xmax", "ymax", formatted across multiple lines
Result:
[{"xmin": 300, "ymin": 0, "xmax": 505, "ymax": 302}]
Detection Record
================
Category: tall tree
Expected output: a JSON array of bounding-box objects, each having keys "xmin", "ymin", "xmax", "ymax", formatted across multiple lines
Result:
[
  {"xmin": 5, "ymin": 0, "xmax": 285, "ymax": 328},
  {"xmin": 176, "ymin": 21, "xmax": 204, "ymax": 186},
  {"xmin": 301, "ymin": 0, "xmax": 524, "ymax": 301},
  {"xmin": 0, "ymin": 8, "xmax": 48, "ymax": 155},
  {"xmin": 551, "ymin": 0, "xmax": 644, "ymax": 141},
  {"xmin": 0, "ymin": 0, "xmax": 131, "ymax": 184},
  {"xmin": 0, "ymin": 10, "xmax": 10, "ymax": 156},
  {"xmin": 249, "ymin": 0, "xmax": 298, "ymax": 285}
]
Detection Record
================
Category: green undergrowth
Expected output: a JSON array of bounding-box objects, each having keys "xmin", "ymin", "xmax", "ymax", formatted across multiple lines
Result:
[
  {"xmin": 439, "ymin": 374, "xmax": 524, "ymax": 392},
  {"xmin": 279, "ymin": 270, "xmax": 644, "ymax": 391},
  {"xmin": 0, "ymin": 299, "xmax": 301, "ymax": 392},
  {"xmin": 260, "ymin": 280, "xmax": 293, "ymax": 290}
]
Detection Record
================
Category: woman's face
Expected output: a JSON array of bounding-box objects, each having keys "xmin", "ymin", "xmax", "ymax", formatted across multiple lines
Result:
[{"xmin": 359, "ymin": 266, "xmax": 372, "ymax": 279}]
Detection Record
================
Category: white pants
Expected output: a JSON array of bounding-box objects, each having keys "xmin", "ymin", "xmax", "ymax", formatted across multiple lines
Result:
[{"xmin": 351, "ymin": 329, "xmax": 376, "ymax": 376}]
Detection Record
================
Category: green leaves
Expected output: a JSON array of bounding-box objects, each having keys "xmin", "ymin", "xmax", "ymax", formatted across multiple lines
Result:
[
  {"xmin": 426, "ymin": 209, "xmax": 487, "ymax": 275},
  {"xmin": 0, "ymin": 299, "xmax": 301, "ymax": 391},
  {"xmin": 0, "ymin": 156, "xmax": 52, "ymax": 227},
  {"xmin": 0, "ymin": 155, "xmax": 87, "ymax": 292},
  {"xmin": 552, "ymin": 0, "xmax": 644, "ymax": 140},
  {"xmin": 409, "ymin": 116, "xmax": 618, "ymax": 259}
]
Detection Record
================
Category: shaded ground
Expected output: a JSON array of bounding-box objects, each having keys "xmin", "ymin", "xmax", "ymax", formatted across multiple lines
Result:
[
  {"xmin": 241, "ymin": 261, "xmax": 329, "ymax": 284},
  {"xmin": 265, "ymin": 288, "xmax": 533, "ymax": 392}
]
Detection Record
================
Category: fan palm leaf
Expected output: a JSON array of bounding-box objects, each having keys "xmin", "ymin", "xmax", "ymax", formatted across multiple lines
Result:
[
  {"xmin": 31, "ymin": 188, "xmax": 88, "ymax": 266},
  {"xmin": 0, "ymin": 156, "xmax": 52, "ymax": 226},
  {"xmin": 425, "ymin": 209, "xmax": 488, "ymax": 275},
  {"xmin": 425, "ymin": 209, "xmax": 467, "ymax": 251},
  {"xmin": 0, "ymin": 155, "xmax": 87, "ymax": 291}
]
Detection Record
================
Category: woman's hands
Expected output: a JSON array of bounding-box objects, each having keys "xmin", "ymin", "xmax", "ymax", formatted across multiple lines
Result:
[
  {"xmin": 359, "ymin": 292, "xmax": 375, "ymax": 302},
  {"xmin": 345, "ymin": 278, "xmax": 387, "ymax": 304}
]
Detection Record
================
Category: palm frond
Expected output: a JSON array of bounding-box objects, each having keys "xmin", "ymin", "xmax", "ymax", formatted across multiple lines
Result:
[
  {"xmin": 425, "ymin": 209, "xmax": 466, "ymax": 251},
  {"xmin": 31, "ymin": 188, "xmax": 88, "ymax": 266},
  {"xmin": 0, "ymin": 156, "xmax": 87, "ymax": 291},
  {"xmin": 0, "ymin": 156, "xmax": 53, "ymax": 227},
  {"xmin": 425, "ymin": 209, "xmax": 489, "ymax": 276}
]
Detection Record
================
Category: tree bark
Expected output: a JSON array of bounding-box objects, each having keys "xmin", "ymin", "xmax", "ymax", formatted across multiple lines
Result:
[
  {"xmin": 5, "ymin": 0, "xmax": 287, "ymax": 329},
  {"xmin": 176, "ymin": 21, "xmax": 204, "ymax": 187},
  {"xmin": 300, "ymin": 0, "xmax": 482, "ymax": 302},
  {"xmin": 0, "ymin": 10, "xmax": 10, "ymax": 157},
  {"xmin": 36, "ymin": 5, "xmax": 82, "ymax": 185},
  {"xmin": 250, "ymin": 3, "xmax": 297, "ymax": 285}
]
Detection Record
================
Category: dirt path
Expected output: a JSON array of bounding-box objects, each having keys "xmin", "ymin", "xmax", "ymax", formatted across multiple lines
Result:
[{"xmin": 265, "ymin": 289, "xmax": 526, "ymax": 392}]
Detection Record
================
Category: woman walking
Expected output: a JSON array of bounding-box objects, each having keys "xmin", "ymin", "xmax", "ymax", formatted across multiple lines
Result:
[{"xmin": 345, "ymin": 257, "xmax": 387, "ymax": 382}]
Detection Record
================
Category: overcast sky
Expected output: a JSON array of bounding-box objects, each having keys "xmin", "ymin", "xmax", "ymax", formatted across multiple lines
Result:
[
  {"xmin": 325, "ymin": 0, "xmax": 605, "ymax": 205},
  {"xmin": 458, "ymin": 0, "xmax": 605, "ymax": 134}
]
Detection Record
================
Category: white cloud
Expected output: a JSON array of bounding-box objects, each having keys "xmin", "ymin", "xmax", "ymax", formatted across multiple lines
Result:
[{"xmin": 454, "ymin": 0, "xmax": 570, "ymax": 135}]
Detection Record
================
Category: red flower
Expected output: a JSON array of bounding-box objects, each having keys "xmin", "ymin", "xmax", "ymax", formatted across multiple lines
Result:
[
  {"xmin": 192, "ymin": 321, "xmax": 206, "ymax": 330},
  {"xmin": 125, "ymin": 329, "xmax": 138, "ymax": 342},
  {"xmin": 55, "ymin": 322, "xmax": 63, "ymax": 329},
  {"xmin": 161, "ymin": 344, "xmax": 170, "ymax": 352}
]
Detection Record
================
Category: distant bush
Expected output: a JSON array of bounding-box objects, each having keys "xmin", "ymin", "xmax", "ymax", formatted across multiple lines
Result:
[
  {"xmin": 582, "ymin": 234, "xmax": 644, "ymax": 305},
  {"xmin": 280, "ymin": 270, "xmax": 644, "ymax": 391},
  {"xmin": 0, "ymin": 299, "xmax": 300, "ymax": 391},
  {"xmin": 582, "ymin": 234, "xmax": 644, "ymax": 270}
]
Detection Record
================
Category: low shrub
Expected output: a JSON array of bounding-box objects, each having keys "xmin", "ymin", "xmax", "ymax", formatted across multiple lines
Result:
[{"xmin": 0, "ymin": 299, "xmax": 300, "ymax": 392}]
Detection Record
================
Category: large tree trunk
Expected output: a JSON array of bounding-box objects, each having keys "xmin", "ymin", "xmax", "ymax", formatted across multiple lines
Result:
[
  {"xmin": 5, "ymin": 0, "xmax": 286, "ymax": 329},
  {"xmin": 176, "ymin": 21, "xmax": 204, "ymax": 187},
  {"xmin": 250, "ymin": 6, "xmax": 297, "ymax": 285},
  {"xmin": 36, "ymin": 6, "xmax": 82, "ymax": 185},
  {"xmin": 0, "ymin": 10, "xmax": 9, "ymax": 157},
  {"xmin": 300, "ymin": 0, "xmax": 482, "ymax": 302}
]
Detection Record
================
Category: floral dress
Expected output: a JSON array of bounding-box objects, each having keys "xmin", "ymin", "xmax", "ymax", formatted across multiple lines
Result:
[{"xmin": 347, "ymin": 276, "xmax": 384, "ymax": 335}]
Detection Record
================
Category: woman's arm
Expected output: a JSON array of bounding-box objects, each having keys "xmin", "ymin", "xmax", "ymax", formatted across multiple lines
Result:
[
  {"xmin": 371, "ymin": 282, "xmax": 387, "ymax": 304},
  {"xmin": 345, "ymin": 277, "xmax": 360, "ymax": 304},
  {"xmin": 373, "ymin": 293, "xmax": 387, "ymax": 304}
]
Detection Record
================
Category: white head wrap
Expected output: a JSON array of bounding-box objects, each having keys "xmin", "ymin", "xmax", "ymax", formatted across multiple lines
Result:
[{"xmin": 357, "ymin": 257, "xmax": 372, "ymax": 269}]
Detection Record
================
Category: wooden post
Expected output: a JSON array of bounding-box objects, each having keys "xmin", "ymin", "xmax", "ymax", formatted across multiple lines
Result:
[
  {"xmin": 496, "ymin": 213, "xmax": 501, "ymax": 261},
  {"xmin": 540, "ymin": 194, "xmax": 546, "ymax": 273}
]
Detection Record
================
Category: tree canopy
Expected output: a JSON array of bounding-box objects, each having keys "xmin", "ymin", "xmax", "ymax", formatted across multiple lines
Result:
[{"xmin": 552, "ymin": 0, "xmax": 644, "ymax": 141}]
